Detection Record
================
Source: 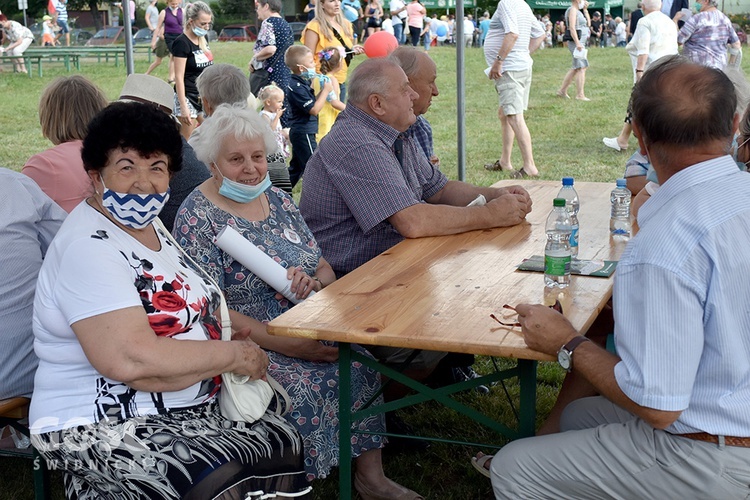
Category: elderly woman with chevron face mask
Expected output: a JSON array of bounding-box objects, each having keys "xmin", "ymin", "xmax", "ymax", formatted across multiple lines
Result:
[{"xmin": 29, "ymin": 101, "xmax": 310, "ymax": 499}]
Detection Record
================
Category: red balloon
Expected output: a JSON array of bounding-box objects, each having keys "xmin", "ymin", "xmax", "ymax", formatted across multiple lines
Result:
[{"xmin": 363, "ymin": 31, "xmax": 399, "ymax": 58}]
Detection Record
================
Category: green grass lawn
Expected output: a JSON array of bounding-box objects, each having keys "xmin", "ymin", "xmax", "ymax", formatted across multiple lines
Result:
[{"xmin": 1, "ymin": 43, "xmax": 747, "ymax": 499}]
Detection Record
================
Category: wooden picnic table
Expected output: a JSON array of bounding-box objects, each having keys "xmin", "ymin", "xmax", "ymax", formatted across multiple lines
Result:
[{"xmin": 267, "ymin": 179, "xmax": 627, "ymax": 497}]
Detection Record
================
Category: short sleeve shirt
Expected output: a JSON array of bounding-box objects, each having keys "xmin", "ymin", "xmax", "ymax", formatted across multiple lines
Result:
[
  {"xmin": 678, "ymin": 10, "xmax": 739, "ymax": 69},
  {"xmin": 286, "ymin": 73, "xmax": 318, "ymax": 134},
  {"xmin": 31, "ymin": 203, "xmax": 223, "ymax": 433},
  {"xmin": 171, "ymin": 34, "xmax": 213, "ymax": 98},
  {"xmin": 299, "ymin": 105, "xmax": 448, "ymax": 276}
]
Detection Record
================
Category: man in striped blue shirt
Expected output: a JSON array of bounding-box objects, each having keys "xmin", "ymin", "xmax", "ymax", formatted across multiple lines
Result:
[
  {"xmin": 54, "ymin": 0, "xmax": 69, "ymax": 46},
  {"xmin": 488, "ymin": 56, "xmax": 750, "ymax": 498}
]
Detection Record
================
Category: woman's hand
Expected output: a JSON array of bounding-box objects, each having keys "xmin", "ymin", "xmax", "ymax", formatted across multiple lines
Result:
[
  {"xmin": 232, "ymin": 339, "xmax": 270, "ymax": 380},
  {"xmin": 576, "ymin": 42, "xmax": 584, "ymax": 51},
  {"xmin": 352, "ymin": 44, "xmax": 366, "ymax": 55},
  {"xmin": 179, "ymin": 106, "xmax": 193, "ymax": 127},
  {"xmin": 287, "ymin": 266, "xmax": 321, "ymax": 299},
  {"xmin": 289, "ymin": 339, "xmax": 339, "ymax": 362}
]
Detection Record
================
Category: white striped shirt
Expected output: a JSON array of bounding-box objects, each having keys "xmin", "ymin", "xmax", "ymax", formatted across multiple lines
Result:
[
  {"xmin": 614, "ymin": 156, "xmax": 750, "ymax": 435},
  {"xmin": 482, "ymin": 0, "xmax": 544, "ymax": 72}
]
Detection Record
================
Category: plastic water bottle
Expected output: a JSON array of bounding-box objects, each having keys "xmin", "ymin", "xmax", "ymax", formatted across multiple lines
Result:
[
  {"xmin": 557, "ymin": 177, "xmax": 580, "ymax": 259},
  {"xmin": 610, "ymin": 178, "xmax": 632, "ymax": 239},
  {"xmin": 545, "ymin": 198, "xmax": 572, "ymax": 288},
  {"xmin": 3, "ymin": 426, "xmax": 31, "ymax": 449}
]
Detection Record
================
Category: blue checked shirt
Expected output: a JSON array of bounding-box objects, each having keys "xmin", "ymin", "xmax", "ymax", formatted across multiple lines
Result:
[
  {"xmin": 613, "ymin": 156, "xmax": 750, "ymax": 435},
  {"xmin": 406, "ymin": 115, "xmax": 434, "ymax": 161},
  {"xmin": 300, "ymin": 105, "xmax": 448, "ymax": 277}
]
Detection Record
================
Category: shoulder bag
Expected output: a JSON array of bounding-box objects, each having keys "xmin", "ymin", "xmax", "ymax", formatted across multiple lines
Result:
[{"xmin": 154, "ymin": 219, "xmax": 290, "ymax": 423}]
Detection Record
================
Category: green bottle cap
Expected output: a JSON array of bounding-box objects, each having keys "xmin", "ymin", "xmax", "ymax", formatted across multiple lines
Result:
[{"xmin": 553, "ymin": 198, "xmax": 566, "ymax": 207}]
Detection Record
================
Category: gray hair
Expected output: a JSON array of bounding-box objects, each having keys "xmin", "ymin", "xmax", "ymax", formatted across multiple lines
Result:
[
  {"xmin": 388, "ymin": 46, "xmax": 426, "ymax": 78},
  {"xmin": 191, "ymin": 103, "xmax": 278, "ymax": 165},
  {"xmin": 197, "ymin": 64, "xmax": 251, "ymax": 111},
  {"xmin": 347, "ymin": 58, "xmax": 404, "ymax": 107},
  {"xmin": 642, "ymin": 0, "xmax": 661, "ymax": 11},
  {"xmin": 257, "ymin": 0, "xmax": 282, "ymax": 13}
]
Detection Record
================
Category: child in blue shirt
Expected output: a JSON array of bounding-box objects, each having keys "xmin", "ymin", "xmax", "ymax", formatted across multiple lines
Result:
[{"xmin": 284, "ymin": 45, "xmax": 332, "ymax": 188}]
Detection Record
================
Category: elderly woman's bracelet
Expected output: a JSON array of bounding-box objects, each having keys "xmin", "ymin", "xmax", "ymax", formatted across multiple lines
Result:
[{"xmin": 312, "ymin": 277, "xmax": 323, "ymax": 288}]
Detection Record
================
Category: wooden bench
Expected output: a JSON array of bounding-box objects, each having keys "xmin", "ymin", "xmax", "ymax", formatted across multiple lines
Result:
[{"xmin": 0, "ymin": 397, "xmax": 50, "ymax": 500}]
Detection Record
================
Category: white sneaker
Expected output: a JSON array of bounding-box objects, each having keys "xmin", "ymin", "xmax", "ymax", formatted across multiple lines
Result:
[{"xmin": 603, "ymin": 137, "xmax": 626, "ymax": 151}]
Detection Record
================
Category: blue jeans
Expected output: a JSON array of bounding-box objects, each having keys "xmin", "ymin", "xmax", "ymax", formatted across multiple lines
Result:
[{"xmin": 393, "ymin": 22, "xmax": 404, "ymax": 44}]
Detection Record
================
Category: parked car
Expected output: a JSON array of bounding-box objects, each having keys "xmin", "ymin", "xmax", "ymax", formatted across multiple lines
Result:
[
  {"xmin": 70, "ymin": 29, "xmax": 94, "ymax": 45},
  {"xmin": 133, "ymin": 27, "xmax": 153, "ymax": 44},
  {"xmin": 288, "ymin": 22, "xmax": 306, "ymax": 41},
  {"xmin": 218, "ymin": 24, "xmax": 257, "ymax": 42},
  {"xmin": 206, "ymin": 29, "xmax": 218, "ymax": 42},
  {"xmin": 85, "ymin": 26, "xmax": 136, "ymax": 46}
]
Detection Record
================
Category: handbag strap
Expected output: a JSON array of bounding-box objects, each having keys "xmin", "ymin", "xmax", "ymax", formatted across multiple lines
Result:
[
  {"xmin": 331, "ymin": 27, "xmax": 353, "ymax": 66},
  {"xmin": 153, "ymin": 218, "xmax": 232, "ymax": 340},
  {"xmin": 153, "ymin": 219, "xmax": 291, "ymax": 414}
]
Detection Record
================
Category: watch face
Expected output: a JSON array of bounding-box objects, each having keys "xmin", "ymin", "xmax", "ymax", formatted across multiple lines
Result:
[{"xmin": 558, "ymin": 350, "xmax": 571, "ymax": 371}]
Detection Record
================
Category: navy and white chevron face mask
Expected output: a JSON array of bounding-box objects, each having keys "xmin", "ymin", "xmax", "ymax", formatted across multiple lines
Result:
[{"xmin": 100, "ymin": 179, "xmax": 170, "ymax": 229}]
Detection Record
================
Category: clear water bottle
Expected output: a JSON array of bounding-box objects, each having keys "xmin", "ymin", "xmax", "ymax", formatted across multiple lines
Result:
[
  {"xmin": 2, "ymin": 426, "xmax": 31, "ymax": 449},
  {"xmin": 610, "ymin": 178, "xmax": 632, "ymax": 239},
  {"xmin": 545, "ymin": 198, "xmax": 572, "ymax": 288},
  {"xmin": 557, "ymin": 177, "xmax": 580, "ymax": 259}
]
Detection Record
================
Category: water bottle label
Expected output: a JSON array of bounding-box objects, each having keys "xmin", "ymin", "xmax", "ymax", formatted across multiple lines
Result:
[
  {"xmin": 545, "ymin": 254, "xmax": 571, "ymax": 276},
  {"xmin": 569, "ymin": 227, "xmax": 579, "ymax": 248}
]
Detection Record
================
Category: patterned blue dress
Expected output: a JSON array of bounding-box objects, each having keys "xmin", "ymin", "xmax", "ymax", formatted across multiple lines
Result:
[
  {"xmin": 254, "ymin": 16, "xmax": 293, "ymax": 126},
  {"xmin": 173, "ymin": 186, "xmax": 385, "ymax": 480}
]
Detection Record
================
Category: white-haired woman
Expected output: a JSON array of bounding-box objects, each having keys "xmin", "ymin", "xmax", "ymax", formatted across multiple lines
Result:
[
  {"xmin": 173, "ymin": 1, "xmax": 214, "ymax": 139},
  {"xmin": 174, "ymin": 104, "xmax": 423, "ymax": 499},
  {"xmin": 302, "ymin": 0, "xmax": 365, "ymax": 102}
]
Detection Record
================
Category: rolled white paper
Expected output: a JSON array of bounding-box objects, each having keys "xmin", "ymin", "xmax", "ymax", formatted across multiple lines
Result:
[{"xmin": 213, "ymin": 225, "xmax": 315, "ymax": 305}]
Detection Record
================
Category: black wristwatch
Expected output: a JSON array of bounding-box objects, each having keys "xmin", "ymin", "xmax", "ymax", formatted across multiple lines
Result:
[{"xmin": 557, "ymin": 336, "xmax": 590, "ymax": 372}]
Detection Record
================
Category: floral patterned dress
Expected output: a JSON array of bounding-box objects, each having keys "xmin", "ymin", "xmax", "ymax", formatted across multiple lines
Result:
[{"xmin": 173, "ymin": 186, "xmax": 386, "ymax": 480}]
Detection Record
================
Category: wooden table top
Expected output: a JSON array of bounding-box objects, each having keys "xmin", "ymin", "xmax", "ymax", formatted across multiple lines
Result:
[{"xmin": 268, "ymin": 180, "xmax": 627, "ymax": 362}]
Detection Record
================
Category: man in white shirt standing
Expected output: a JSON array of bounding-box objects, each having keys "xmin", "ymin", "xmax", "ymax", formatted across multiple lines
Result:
[
  {"xmin": 483, "ymin": 0, "xmax": 545, "ymax": 178},
  {"xmin": 603, "ymin": 0, "xmax": 677, "ymax": 151},
  {"xmin": 389, "ymin": 0, "xmax": 407, "ymax": 44}
]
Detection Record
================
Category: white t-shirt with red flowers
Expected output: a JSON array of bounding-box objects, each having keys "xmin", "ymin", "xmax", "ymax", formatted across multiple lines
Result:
[{"xmin": 30, "ymin": 202, "xmax": 223, "ymax": 434}]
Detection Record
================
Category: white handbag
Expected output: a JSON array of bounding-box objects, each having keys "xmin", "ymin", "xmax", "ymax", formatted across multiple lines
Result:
[{"xmin": 155, "ymin": 219, "xmax": 290, "ymax": 423}]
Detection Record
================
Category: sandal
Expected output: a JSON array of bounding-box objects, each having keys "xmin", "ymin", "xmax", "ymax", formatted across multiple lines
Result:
[
  {"xmin": 484, "ymin": 160, "xmax": 513, "ymax": 172},
  {"xmin": 509, "ymin": 168, "xmax": 530, "ymax": 179},
  {"xmin": 167, "ymin": 79, "xmax": 175, "ymax": 85},
  {"xmin": 471, "ymin": 453, "xmax": 493, "ymax": 478}
]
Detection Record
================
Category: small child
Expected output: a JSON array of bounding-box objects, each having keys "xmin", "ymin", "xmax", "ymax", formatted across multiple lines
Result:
[
  {"xmin": 313, "ymin": 47, "xmax": 346, "ymax": 144},
  {"xmin": 42, "ymin": 15, "xmax": 56, "ymax": 46},
  {"xmin": 284, "ymin": 44, "xmax": 332, "ymax": 188},
  {"xmin": 258, "ymin": 84, "xmax": 292, "ymax": 193}
]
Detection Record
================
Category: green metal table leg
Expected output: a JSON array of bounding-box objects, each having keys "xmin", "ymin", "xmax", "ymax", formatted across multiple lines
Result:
[
  {"xmin": 517, "ymin": 359, "xmax": 538, "ymax": 437},
  {"xmin": 339, "ymin": 342, "xmax": 353, "ymax": 499},
  {"xmin": 32, "ymin": 448, "xmax": 50, "ymax": 500}
]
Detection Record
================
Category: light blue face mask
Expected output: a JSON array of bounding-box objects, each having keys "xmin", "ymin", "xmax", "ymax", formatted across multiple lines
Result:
[
  {"xmin": 217, "ymin": 169, "xmax": 272, "ymax": 203},
  {"xmin": 193, "ymin": 26, "xmax": 208, "ymax": 37},
  {"xmin": 299, "ymin": 66, "xmax": 317, "ymax": 79}
]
